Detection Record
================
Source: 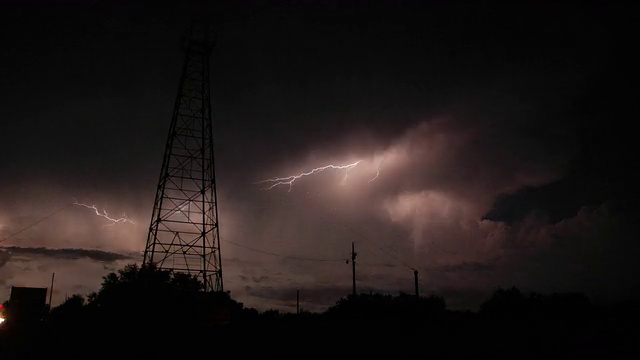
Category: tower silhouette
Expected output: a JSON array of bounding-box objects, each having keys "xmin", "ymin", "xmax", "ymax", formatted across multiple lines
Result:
[{"xmin": 144, "ymin": 21, "xmax": 223, "ymax": 292}]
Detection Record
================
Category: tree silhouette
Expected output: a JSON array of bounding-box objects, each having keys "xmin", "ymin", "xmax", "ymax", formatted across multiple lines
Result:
[
  {"xmin": 83, "ymin": 262, "xmax": 245, "ymax": 328},
  {"xmin": 479, "ymin": 286, "xmax": 524, "ymax": 317},
  {"xmin": 325, "ymin": 292, "xmax": 446, "ymax": 326},
  {"xmin": 49, "ymin": 294, "xmax": 86, "ymax": 326},
  {"xmin": 3, "ymin": 266, "xmax": 638, "ymax": 359},
  {"xmin": 480, "ymin": 286, "xmax": 591, "ymax": 321}
]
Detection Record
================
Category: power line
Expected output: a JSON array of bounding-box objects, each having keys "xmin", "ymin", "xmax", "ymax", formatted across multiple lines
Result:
[
  {"xmin": 376, "ymin": 245, "xmax": 415, "ymax": 271},
  {"xmin": 222, "ymin": 239, "xmax": 346, "ymax": 262},
  {"xmin": 307, "ymin": 196, "xmax": 417, "ymax": 271},
  {"xmin": 0, "ymin": 198, "xmax": 346, "ymax": 263},
  {"xmin": 0, "ymin": 203, "xmax": 73, "ymax": 244},
  {"xmin": 0, "ymin": 195, "xmax": 411, "ymax": 270}
]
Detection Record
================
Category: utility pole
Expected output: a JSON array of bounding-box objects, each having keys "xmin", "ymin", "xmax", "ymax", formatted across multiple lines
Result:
[
  {"xmin": 49, "ymin": 272, "xmax": 55, "ymax": 310},
  {"xmin": 413, "ymin": 269, "xmax": 419, "ymax": 298},
  {"xmin": 351, "ymin": 242, "xmax": 357, "ymax": 296},
  {"xmin": 296, "ymin": 289, "xmax": 300, "ymax": 314}
]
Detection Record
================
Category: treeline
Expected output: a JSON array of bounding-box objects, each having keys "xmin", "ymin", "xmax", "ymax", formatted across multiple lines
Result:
[{"xmin": 1, "ymin": 263, "xmax": 639, "ymax": 359}]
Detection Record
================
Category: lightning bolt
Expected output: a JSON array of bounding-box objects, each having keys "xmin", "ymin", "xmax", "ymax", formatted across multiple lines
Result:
[
  {"xmin": 73, "ymin": 200, "xmax": 136, "ymax": 227},
  {"xmin": 256, "ymin": 160, "xmax": 363, "ymax": 191},
  {"xmin": 369, "ymin": 156, "xmax": 386, "ymax": 183}
]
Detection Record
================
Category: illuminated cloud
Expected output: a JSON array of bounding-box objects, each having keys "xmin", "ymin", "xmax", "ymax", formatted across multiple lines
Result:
[{"xmin": 0, "ymin": 112, "xmax": 617, "ymax": 311}]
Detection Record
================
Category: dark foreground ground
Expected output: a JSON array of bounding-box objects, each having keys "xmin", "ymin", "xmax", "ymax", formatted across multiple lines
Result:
[{"xmin": 2, "ymin": 306, "xmax": 639, "ymax": 359}]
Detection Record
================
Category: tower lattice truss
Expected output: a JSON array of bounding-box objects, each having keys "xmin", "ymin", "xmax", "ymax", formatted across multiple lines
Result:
[{"xmin": 144, "ymin": 21, "xmax": 223, "ymax": 292}]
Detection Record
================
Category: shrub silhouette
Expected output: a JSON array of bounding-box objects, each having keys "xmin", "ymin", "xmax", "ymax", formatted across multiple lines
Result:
[
  {"xmin": 479, "ymin": 286, "xmax": 524, "ymax": 317},
  {"xmin": 325, "ymin": 292, "xmax": 446, "ymax": 325},
  {"xmin": 480, "ymin": 286, "xmax": 591, "ymax": 322},
  {"xmin": 49, "ymin": 294, "xmax": 86, "ymax": 327}
]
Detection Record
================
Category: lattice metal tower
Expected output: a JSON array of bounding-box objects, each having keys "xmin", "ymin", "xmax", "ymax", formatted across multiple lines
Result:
[{"xmin": 144, "ymin": 21, "xmax": 223, "ymax": 292}]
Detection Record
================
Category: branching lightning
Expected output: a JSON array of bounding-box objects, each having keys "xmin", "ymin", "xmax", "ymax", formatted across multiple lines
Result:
[
  {"xmin": 73, "ymin": 200, "xmax": 136, "ymax": 227},
  {"xmin": 256, "ymin": 160, "xmax": 363, "ymax": 191},
  {"xmin": 369, "ymin": 156, "xmax": 386, "ymax": 183}
]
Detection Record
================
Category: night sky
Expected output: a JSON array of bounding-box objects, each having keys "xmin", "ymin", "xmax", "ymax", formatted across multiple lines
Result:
[{"xmin": 1, "ymin": 0, "xmax": 639, "ymax": 312}]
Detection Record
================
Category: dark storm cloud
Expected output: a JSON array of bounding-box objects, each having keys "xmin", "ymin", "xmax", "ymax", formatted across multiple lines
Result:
[
  {"xmin": 483, "ymin": 181, "xmax": 593, "ymax": 226},
  {"xmin": 504, "ymin": 205, "xmax": 640, "ymax": 297},
  {"xmin": 237, "ymin": 275, "xmax": 270, "ymax": 284},
  {"xmin": 436, "ymin": 261, "xmax": 496, "ymax": 273},
  {"xmin": 0, "ymin": 249, "xmax": 9, "ymax": 268},
  {"xmin": 0, "ymin": 246, "xmax": 134, "ymax": 262}
]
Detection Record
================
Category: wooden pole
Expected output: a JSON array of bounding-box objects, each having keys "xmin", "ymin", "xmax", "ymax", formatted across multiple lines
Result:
[
  {"xmin": 49, "ymin": 272, "xmax": 55, "ymax": 310},
  {"xmin": 351, "ymin": 242, "xmax": 357, "ymax": 296}
]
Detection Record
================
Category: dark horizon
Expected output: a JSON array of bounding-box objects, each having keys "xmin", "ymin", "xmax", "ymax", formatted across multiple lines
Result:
[
  {"xmin": 2, "ymin": 263, "xmax": 639, "ymax": 359},
  {"xmin": 1, "ymin": 0, "xmax": 639, "ymax": 313}
]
